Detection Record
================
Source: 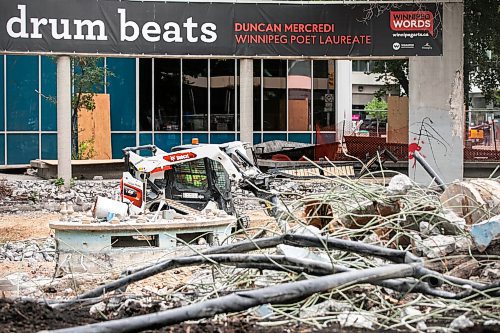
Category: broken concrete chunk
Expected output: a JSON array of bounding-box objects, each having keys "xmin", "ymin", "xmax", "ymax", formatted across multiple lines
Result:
[
  {"xmin": 440, "ymin": 179, "xmax": 500, "ymax": 225},
  {"xmin": 416, "ymin": 321, "xmax": 428, "ymax": 331},
  {"xmin": 419, "ymin": 235, "xmax": 472, "ymax": 259},
  {"xmin": 470, "ymin": 215, "xmax": 500, "ymax": 252},
  {"xmin": 420, "ymin": 221, "xmax": 442, "ymax": 236},
  {"xmin": 340, "ymin": 199, "xmax": 400, "ymax": 228},
  {"xmin": 338, "ymin": 311, "xmax": 376, "ymax": 329},
  {"xmin": 299, "ymin": 300, "xmax": 352, "ymax": 318},
  {"xmin": 401, "ymin": 306, "xmax": 422, "ymax": 318},
  {"xmin": 386, "ymin": 174, "xmax": 414, "ymax": 196},
  {"xmin": 401, "ymin": 307, "xmax": 427, "ymax": 331},
  {"xmin": 449, "ymin": 315, "xmax": 474, "ymax": 330},
  {"xmin": 89, "ymin": 302, "xmax": 107, "ymax": 316},
  {"xmin": 433, "ymin": 209, "xmax": 467, "ymax": 235}
]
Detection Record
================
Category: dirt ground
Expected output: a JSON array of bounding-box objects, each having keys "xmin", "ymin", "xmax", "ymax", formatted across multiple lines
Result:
[
  {"xmin": 1, "ymin": 298, "xmax": 497, "ymax": 333},
  {"xmin": 0, "ymin": 261, "xmax": 56, "ymax": 283},
  {"xmin": 0, "ymin": 212, "xmax": 58, "ymax": 242}
]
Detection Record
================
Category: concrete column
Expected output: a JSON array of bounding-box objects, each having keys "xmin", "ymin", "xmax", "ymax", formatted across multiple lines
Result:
[
  {"xmin": 335, "ymin": 60, "xmax": 352, "ymax": 142},
  {"xmin": 57, "ymin": 56, "xmax": 72, "ymax": 186},
  {"xmin": 239, "ymin": 59, "xmax": 253, "ymax": 145},
  {"xmin": 409, "ymin": 2, "xmax": 464, "ymax": 183}
]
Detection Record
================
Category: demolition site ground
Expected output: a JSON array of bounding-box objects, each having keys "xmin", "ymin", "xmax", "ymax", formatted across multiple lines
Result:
[{"xmin": 0, "ymin": 171, "xmax": 499, "ymax": 333}]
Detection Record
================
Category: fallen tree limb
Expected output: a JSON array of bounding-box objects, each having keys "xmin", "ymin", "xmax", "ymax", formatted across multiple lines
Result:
[
  {"xmin": 56, "ymin": 232, "xmax": 494, "ymax": 309},
  {"xmin": 45, "ymin": 263, "xmax": 418, "ymax": 333}
]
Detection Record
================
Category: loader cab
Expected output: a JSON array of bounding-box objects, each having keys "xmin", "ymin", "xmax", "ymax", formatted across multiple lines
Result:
[{"xmin": 160, "ymin": 144, "xmax": 235, "ymax": 214}]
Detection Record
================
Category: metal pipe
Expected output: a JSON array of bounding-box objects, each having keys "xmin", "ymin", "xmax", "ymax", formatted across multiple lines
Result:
[{"xmin": 412, "ymin": 151, "xmax": 447, "ymax": 191}]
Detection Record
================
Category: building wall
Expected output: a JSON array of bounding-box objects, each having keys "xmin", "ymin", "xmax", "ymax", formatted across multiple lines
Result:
[{"xmin": 0, "ymin": 55, "xmax": 337, "ymax": 165}]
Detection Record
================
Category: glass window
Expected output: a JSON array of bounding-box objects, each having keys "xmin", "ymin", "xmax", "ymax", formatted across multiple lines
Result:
[
  {"xmin": 7, "ymin": 134, "xmax": 39, "ymax": 164},
  {"xmin": 352, "ymin": 60, "xmax": 368, "ymax": 72},
  {"xmin": 288, "ymin": 60, "xmax": 311, "ymax": 131},
  {"xmin": 210, "ymin": 59, "xmax": 235, "ymax": 131},
  {"xmin": 313, "ymin": 60, "xmax": 336, "ymax": 131},
  {"xmin": 352, "ymin": 60, "xmax": 375, "ymax": 73},
  {"xmin": 183, "ymin": 59, "xmax": 208, "ymax": 131},
  {"xmin": 139, "ymin": 59, "xmax": 152, "ymax": 131},
  {"xmin": 6, "ymin": 55, "xmax": 39, "ymax": 131},
  {"xmin": 0, "ymin": 56, "xmax": 3, "ymax": 131},
  {"xmin": 263, "ymin": 60, "xmax": 287, "ymax": 131},
  {"xmin": 155, "ymin": 59, "xmax": 181, "ymax": 131},
  {"xmin": 108, "ymin": 58, "xmax": 136, "ymax": 131},
  {"xmin": 41, "ymin": 56, "xmax": 57, "ymax": 131},
  {"xmin": 173, "ymin": 160, "xmax": 208, "ymax": 190}
]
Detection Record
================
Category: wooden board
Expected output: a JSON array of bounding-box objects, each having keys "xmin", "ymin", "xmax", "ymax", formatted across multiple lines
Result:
[
  {"xmin": 78, "ymin": 94, "xmax": 112, "ymax": 160},
  {"xmin": 288, "ymin": 99, "xmax": 310, "ymax": 131},
  {"xmin": 387, "ymin": 96, "xmax": 409, "ymax": 144}
]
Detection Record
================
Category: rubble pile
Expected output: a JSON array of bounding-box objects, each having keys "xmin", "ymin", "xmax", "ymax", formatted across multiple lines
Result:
[
  {"xmin": 1, "ymin": 172, "xmax": 499, "ymax": 332},
  {"xmin": 0, "ymin": 238, "xmax": 56, "ymax": 262},
  {"xmin": 0, "ymin": 179, "xmax": 119, "ymax": 213}
]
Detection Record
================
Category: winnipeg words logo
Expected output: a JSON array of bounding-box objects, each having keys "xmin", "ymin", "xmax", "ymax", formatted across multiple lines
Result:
[
  {"xmin": 393, "ymin": 42, "xmax": 401, "ymax": 50},
  {"xmin": 390, "ymin": 11, "xmax": 434, "ymax": 36}
]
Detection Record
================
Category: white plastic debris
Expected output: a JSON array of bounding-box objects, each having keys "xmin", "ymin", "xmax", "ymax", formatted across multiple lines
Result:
[
  {"xmin": 276, "ymin": 244, "xmax": 329, "ymax": 263},
  {"xmin": 94, "ymin": 196, "xmax": 128, "ymax": 219}
]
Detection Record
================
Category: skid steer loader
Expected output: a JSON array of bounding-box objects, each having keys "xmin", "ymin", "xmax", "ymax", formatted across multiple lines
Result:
[{"xmin": 120, "ymin": 141, "xmax": 277, "ymax": 218}]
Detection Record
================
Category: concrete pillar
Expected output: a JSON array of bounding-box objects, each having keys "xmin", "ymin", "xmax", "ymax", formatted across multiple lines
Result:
[
  {"xmin": 57, "ymin": 56, "xmax": 72, "ymax": 186},
  {"xmin": 239, "ymin": 59, "xmax": 253, "ymax": 145},
  {"xmin": 409, "ymin": 2, "xmax": 464, "ymax": 183},
  {"xmin": 335, "ymin": 60, "xmax": 352, "ymax": 142}
]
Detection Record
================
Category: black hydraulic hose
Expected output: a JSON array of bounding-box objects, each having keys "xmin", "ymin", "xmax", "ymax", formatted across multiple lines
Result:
[
  {"xmin": 45, "ymin": 264, "xmax": 418, "ymax": 333},
  {"xmin": 56, "ymin": 234, "xmax": 490, "ymax": 309}
]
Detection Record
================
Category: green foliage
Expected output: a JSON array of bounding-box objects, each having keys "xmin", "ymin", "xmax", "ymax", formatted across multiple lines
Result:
[
  {"xmin": 364, "ymin": 97, "xmax": 388, "ymax": 121},
  {"xmin": 72, "ymin": 57, "xmax": 111, "ymax": 112},
  {"xmin": 371, "ymin": 60, "xmax": 408, "ymax": 98},
  {"xmin": 54, "ymin": 178, "xmax": 65, "ymax": 186},
  {"xmin": 364, "ymin": 97, "xmax": 388, "ymax": 111},
  {"xmin": 72, "ymin": 138, "xmax": 96, "ymax": 160},
  {"xmin": 464, "ymin": 0, "xmax": 500, "ymax": 105}
]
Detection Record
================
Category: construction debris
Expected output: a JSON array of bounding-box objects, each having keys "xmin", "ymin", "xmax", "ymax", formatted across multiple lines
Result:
[
  {"xmin": 470, "ymin": 215, "xmax": 500, "ymax": 251},
  {"xmin": 0, "ymin": 239, "xmax": 56, "ymax": 262},
  {"xmin": 0, "ymin": 172, "xmax": 499, "ymax": 333},
  {"xmin": 440, "ymin": 179, "xmax": 500, "ymax": 224}
]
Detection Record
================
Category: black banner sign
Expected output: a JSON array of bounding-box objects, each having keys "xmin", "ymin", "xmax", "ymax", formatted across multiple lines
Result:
[{"xmin": 0, "ymin": 0, "xmax": 443, "ymax": 57}]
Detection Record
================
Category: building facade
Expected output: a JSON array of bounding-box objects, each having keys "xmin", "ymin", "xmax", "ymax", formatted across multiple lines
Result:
[{"xmin": 0, "ymin": 55, "xmax": 342, "ymax": 165}]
